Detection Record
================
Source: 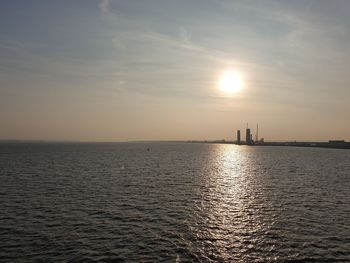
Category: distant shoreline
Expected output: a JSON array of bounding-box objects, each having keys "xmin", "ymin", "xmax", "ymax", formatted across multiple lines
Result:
[
  {"xmin": 187, "ymin": 140, "xmax": 350, "ymax": 150},
  {"xmin": 1, "ymin": 140, "xmax": 350, "ymax": 150}
]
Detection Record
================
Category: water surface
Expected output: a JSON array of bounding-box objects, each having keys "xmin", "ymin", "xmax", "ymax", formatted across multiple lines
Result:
[{"xmin": 1, "ymin": 143, "xmax": 349, "ymax": 262}]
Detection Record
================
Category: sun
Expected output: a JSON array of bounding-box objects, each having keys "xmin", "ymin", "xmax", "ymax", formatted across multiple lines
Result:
[{"xmin": 219, "ymin": 70, "xmax": 244, "ymax": 94}]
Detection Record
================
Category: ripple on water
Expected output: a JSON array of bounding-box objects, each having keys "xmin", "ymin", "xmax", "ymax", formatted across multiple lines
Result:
[{"xmin": 0, "ymin": 143, "xmax": 349, "ymax": 262}]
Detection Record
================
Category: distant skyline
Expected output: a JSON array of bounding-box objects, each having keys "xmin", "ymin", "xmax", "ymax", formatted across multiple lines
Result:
[{"xmin": 1, "ymin": 0, "xmax": 350, "ymax": 142}]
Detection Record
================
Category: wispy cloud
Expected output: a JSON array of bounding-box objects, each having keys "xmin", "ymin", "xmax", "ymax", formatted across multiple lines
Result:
[
  {"xmin": 99, "ymin": 0, "xmax": 110, "ymax": 14},
  {"xmin": 178, "ymin": 27, "xmax": 191, "ymax": 45},
  {"xmin": 112, "ymin": 28, "xmax": 273, "ymax": 72}
]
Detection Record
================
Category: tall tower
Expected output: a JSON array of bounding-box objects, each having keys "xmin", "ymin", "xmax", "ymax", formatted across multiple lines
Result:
[
  {"xmin": 255, "ymin": 124, "xmax": 259, "ymax": 142},
  {"xmin": 237, "ymin": 130, "xmax": 241, "ymax": 144},
  {"xmin": 246, "ymin": 127, "xmax": 251, "ymax": 145}
]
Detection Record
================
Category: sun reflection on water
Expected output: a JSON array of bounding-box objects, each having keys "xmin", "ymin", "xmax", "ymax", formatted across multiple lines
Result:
[{"xmin": 189, "ymin": 144, "xmax": 274, "ymax": 262}]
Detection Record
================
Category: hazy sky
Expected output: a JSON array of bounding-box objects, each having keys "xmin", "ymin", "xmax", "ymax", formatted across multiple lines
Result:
[{"xmin": 1, "ymin": 0, "xmax": 350, "ymax": 141}]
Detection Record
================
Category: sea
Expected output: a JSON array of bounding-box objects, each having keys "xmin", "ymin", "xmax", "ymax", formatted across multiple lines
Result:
[{"xmin": 0, "ymin": 142, "xmax": 349, "ymax": 263}]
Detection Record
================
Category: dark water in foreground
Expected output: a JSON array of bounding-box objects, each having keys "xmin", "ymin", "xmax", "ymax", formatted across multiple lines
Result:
[{"xmin": 0, "ymin": 142, "xmax": 349, "ymax": 263}]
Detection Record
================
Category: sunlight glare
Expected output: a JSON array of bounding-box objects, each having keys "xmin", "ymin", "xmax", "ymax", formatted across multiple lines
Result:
[{"xmin": 219, "ymin": 70, "xmax": 244, "ymax": 95}]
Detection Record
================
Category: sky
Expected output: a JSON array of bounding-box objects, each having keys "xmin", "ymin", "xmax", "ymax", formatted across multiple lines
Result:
[{"xmin": 1, "ymin": 0, "xmax": 350, "ymax": 142}]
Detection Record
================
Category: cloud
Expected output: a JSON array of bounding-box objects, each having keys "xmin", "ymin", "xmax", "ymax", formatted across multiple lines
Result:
[
  {"xmin": 178, "ymin": 27, "xmax": 191, "ymax": 45},
  {"xmin": 99, "ymin": 0, "xmax": 110, "ymax": 14}
]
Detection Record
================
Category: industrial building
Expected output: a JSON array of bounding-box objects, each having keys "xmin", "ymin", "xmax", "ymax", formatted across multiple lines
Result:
[
  {"xmin": 246, "ymin": 128, "xmax": 252, "ymax": 145},
  {"xmin": 236, "ymin": 123, "xmax": 261, "ymax": 145},
  {"xmin": 236, "ymin": 130, "xmax": 241, "ymax": 144}
]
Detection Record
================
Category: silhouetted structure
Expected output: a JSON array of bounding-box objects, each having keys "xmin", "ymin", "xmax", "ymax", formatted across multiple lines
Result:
[
  {"xmin": 329, "ymin": 140, "xmax": 346, "ymax": 144},
  {"xmin": 246, "ymin": 128, "xmax": 252, "ymax": 145},
  {"xmin": 227, "ymin": 123, "xmax": 350, "ymax": 149}
]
